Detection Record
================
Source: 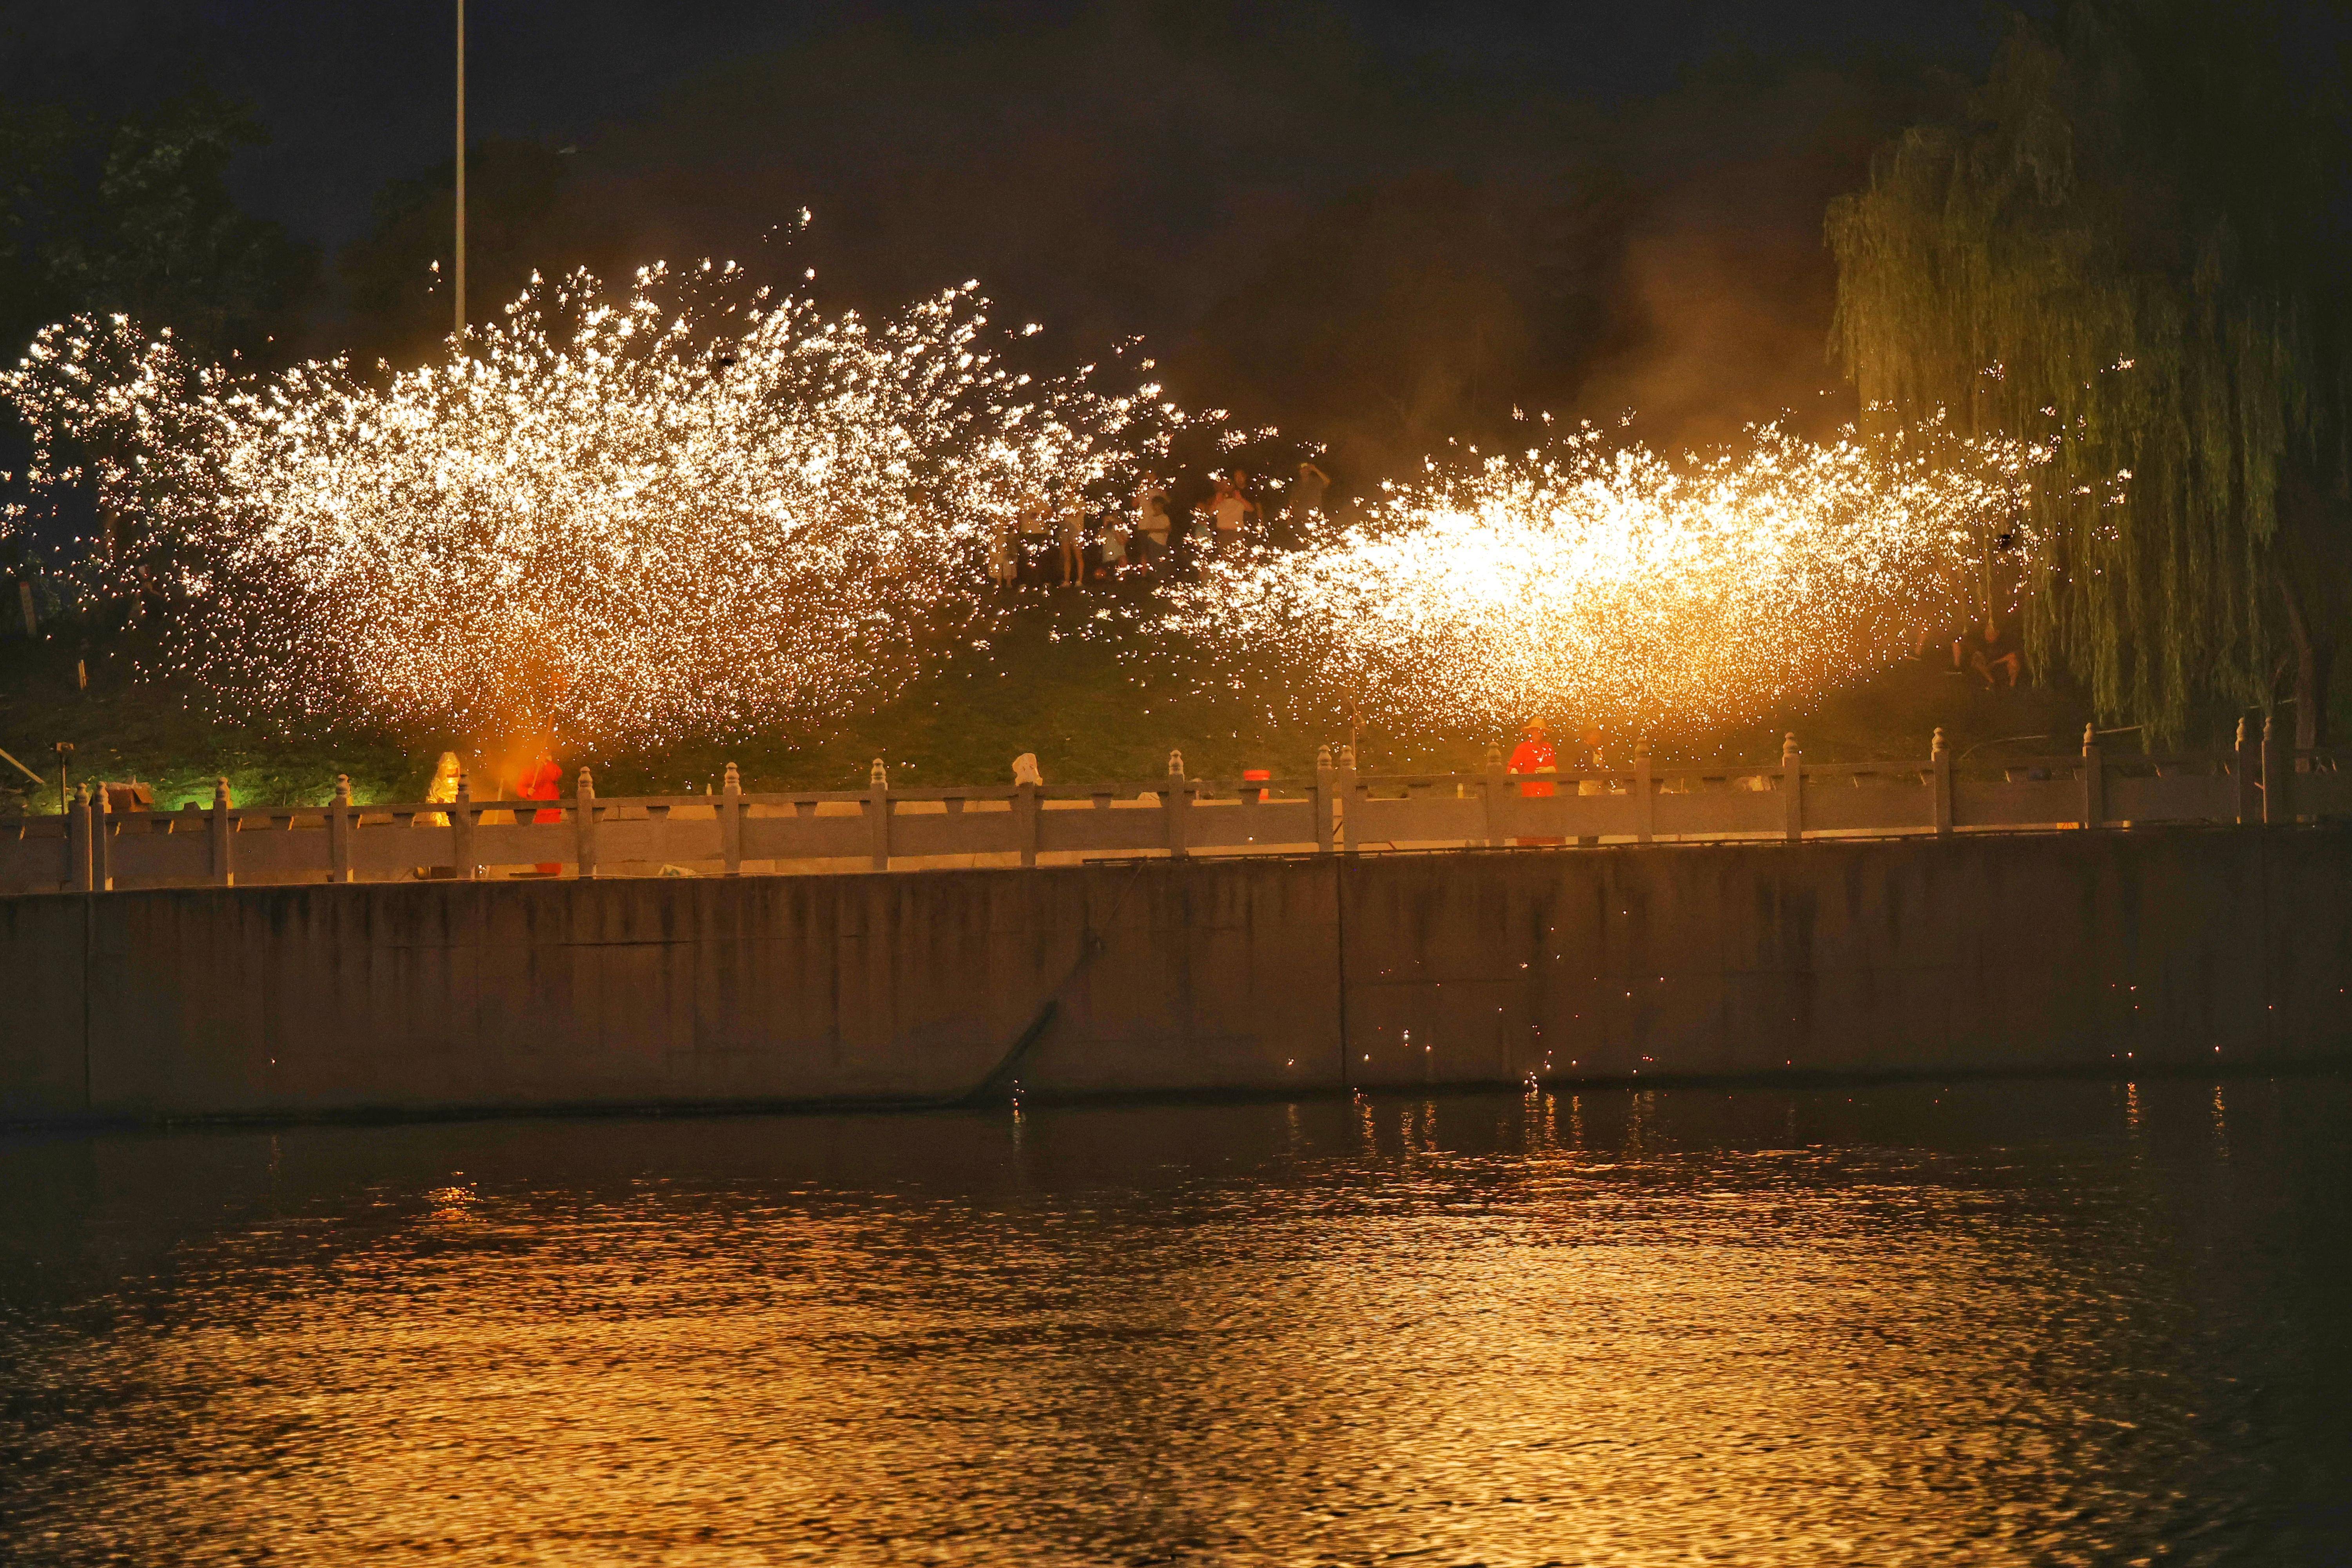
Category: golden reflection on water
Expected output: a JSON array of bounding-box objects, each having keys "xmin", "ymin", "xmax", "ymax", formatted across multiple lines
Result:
[{"xmin": 2, "ymin": 1078, "xmax": 2348, "ymax": 1566}]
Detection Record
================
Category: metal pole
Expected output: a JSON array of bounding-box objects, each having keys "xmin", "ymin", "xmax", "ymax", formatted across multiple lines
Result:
[{"xmin": 454, "ymin": 0, "xmax": 466, "ymax": 338}]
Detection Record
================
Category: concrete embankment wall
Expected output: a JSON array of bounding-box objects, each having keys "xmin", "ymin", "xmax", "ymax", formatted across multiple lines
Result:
[{"xmin": 4, "ymin": 828, "xmax": 2348, "ymax": 1124}]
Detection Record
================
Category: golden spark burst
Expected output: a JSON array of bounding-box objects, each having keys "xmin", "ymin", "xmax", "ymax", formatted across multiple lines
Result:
[
  {"xmin": 4, "ymin": 262, "xmax": 1196, "ymax": 747},
  {"xmin": 1160, "ymin": 419, "xmax": 2036, "ymax": 737}
]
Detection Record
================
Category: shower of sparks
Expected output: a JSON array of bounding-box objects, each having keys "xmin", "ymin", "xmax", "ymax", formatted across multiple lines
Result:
[
  {"xmin": 2, "ymin": 261, "xmax": 1197, "ymax": 747},
  {"xmin": 1159, "ymin": 419, "xmax": 2037, "ymax": 737}
]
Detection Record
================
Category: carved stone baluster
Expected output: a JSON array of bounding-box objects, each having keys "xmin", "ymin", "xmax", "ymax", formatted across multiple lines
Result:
[
  {"xmin": 575, "ymin": 768, "xmax": 598, "ymax": 880},
  {"xmin": 721, "ymin": 762, "xmax": 743, "ymax": 876},
  {"xmin": 328, "ymin": 774, "xmax": 353, "ymax": 883},
  {"xmin": 451, "ymin": 775, "xmax": 477, "ymax": 881},
  {"xmin": 2081, "ymin": 723, "xmax": 2104, "ymax": 829},
  {"xmin": 1782, "ymin": 734, "xmax": 1802, "ymax": 843},
  {"xmin": 1634, "ymin": 738, "xmax": 1654, "ymax": 845},
  {"xmin": 1932, "ymin": 727, "xmax": 1953, "ymax": 837},
  {"xmin": 209, "ymin": 777, "xmax": 234, "ymax": 886},
  {"xmin": 1165, "ymin": 749, "xmax": 1188, "ymax": 860},
  {"xmin": 1483, "ymin": 742, "xmax": 1506, "ymax": 849},
  {"xmin": 1314, "ymin": 745, "xmax": 1336, "ymax": 855}
]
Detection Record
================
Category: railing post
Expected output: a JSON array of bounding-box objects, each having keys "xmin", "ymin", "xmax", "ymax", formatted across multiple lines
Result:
[
  {"xmin": 1633, "ymin": 737, "xmax": 1654, "ymax": 844},
  {"xmin": 1164, "ymin": 749, "xmax": 1188, "ymax": 860},
  {"xmin": 721, "ymin": 761, "xmax": 743, "ymax": 876},
  {"xmin": 574, "ymin": 768, "xmax": 599, "ymax": 879},
  {"xmin": 1339, "ymin": 743, "xmax": 1358, "ymax": 853},
  {"xmin": 67, "ymin": 784, "xmax": 92, "ymax": 893},
  {"xmin": 1782, "ymin": 733, "xmax": 1802, "ymax": 842},
  {"xmin": 2234, "ymin": 717, "xmax": 2259, "ymax": 824},
  {"xmin": 451, "ymin": 774, "xmax": 477, "ymax": 881},
  {"xmin": 1931, "ymin": 727, "xmax": 1953, "ymax": 836},
  {"xmin": 1482, "ymin": 741, "xmax": 1505, "ymax": 848},
  {"xmin": 2080, "ymin": 722, "xmax": 2104, "ymax": 829},
  {"xmin": 2261, "ymin": 713, "xmax": 2283, "ymax": 824},
  {"xmin": 328, "ymin": 774, "xmax": 353, "ymax": 884},
  {"xmin": 1016, "ymin": 779, "xmax": 1039, "ymax": 867},
  {"xmin": 867, "ymin": 757, "xmax": 891, "ymax": 870},
  {"xmin": 1313, "ymin": 744, "xmax": 1336, "ymax": 854},
  {"xmin": 208, "ymin": 777, "xmax": 234, "ymax": 886},
  {"xmin": 92, "ymin": 784, "xmax": 112, "ymax": 891}
]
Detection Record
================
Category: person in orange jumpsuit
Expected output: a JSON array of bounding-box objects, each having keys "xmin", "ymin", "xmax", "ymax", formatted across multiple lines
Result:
[
  {"xmin": 515, "ymin": 748, "xmax": 563, "ymax": 873},
  {"xmin": 1506, "ymin": 719, "xmax": 1563, "ymax": 845}
]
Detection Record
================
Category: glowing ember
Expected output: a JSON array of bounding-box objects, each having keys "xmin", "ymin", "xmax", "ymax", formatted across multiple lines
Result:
[
  {"xmin": 1158, "ymin": 419, "xmax": 2035, "ymax": 737},
  {"xmin": 3, "ymin": 261, "xmax": 1195, "ymax": 747}
]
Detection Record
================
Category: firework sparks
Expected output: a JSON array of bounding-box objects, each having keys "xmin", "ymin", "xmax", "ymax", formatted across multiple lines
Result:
[
  {"xmin": 1159, "ymin": 419, "xmax": 2034, "ymax": 737},
  {"xmin": 4, "ymin": 262, "xmax": 1194, "ymax": 747}
]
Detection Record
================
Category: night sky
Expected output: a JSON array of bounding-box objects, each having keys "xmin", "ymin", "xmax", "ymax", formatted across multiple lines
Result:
[
  {"xmin": 3, "ymin": 3, "xmax": 2003, "ymax": 250},
  {"xmin": 3, "ymin": 2, "xmax": 2025, "ymax": 465}
]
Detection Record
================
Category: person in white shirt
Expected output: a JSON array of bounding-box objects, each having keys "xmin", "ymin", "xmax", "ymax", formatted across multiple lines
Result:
[
  {"xmin": 987, "ymin": 518, "xmax": 1015, "ymax": 586},
  {"xmin": 1134, "ymin": 476, "xmax": 1171, "ymax": 565},
  {"xmin": 1098, "ymin": 509, "xmax": 1129, "ymax": 575},
  {"xmin": 1205, "ymin": 471, "xmax": 1258, "ymax": 556},
  {"xmin": 1057, "ymin": 492, "xmax": 1087, "ymax": 586},
  {"xmin": 1014, "ymin": 491, "xmax": 1051, "ymax": 584}
]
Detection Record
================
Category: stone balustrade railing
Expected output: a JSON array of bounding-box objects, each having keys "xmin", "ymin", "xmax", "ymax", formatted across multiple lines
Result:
[{"xmin": 3, "ymin": 720, "xmax": 2343, "ymax": 896}]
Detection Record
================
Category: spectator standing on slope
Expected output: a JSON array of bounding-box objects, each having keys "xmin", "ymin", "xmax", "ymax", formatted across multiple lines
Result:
[
  {"xmin": 1014, "ymin": 491, "xmax": 1053, "ymax": 585},
  {"xmin": 1206, "ymin": 471, "xmax": 1258, "ymax": 557},
  {"xmin": 1134, "ymin": 475, "xmax": 1171, "ymax": 567},
  {"xmin": 1057, "ymin": 490, "xmax": 1087, "ymax": 587},
  {"xmin": 1279, "ymin": 461, "xmax": 1330, "ymax": 550},
  {"xmin": 987, "ymin": 517, "xmax": 1016, "ymax": 587},
  {"xmin": 1098, "ymin": 506, "xmax": 1129, "ymax": 577}
]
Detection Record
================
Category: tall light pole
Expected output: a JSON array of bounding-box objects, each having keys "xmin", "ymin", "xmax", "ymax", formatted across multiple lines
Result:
[{"xmin": 454, "ymin": 0, "xmax": 466, "ymax": 338}]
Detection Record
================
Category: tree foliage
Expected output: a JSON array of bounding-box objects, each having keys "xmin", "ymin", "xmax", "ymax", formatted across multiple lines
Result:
[
  {"xmin": 0, "ymin": 87, "xmax": 314, "ymax": 364},
  {"xmin": 1827, "ymin": 0, "xmax": 2351, "ymax": 741}
]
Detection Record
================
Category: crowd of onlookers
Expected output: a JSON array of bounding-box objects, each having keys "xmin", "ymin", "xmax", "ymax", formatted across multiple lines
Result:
[{"xmin": 985, "ymin": 461, "xmax": 1331, "ymax": 587}]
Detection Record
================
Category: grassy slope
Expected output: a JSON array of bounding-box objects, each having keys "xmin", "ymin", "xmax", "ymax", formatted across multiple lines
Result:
[{"xmin": 0, "ymin": 579, "xmax": 2181, "ymax": 815}]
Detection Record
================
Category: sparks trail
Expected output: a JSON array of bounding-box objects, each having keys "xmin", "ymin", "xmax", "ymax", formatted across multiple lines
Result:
[
  {"xmin": 1157, "ymin": 419, "xmax": 2038, "ymax": 737},
  {"xmin": 3, "ymin": 261, "xmax": 1201, "ymax": 748}
]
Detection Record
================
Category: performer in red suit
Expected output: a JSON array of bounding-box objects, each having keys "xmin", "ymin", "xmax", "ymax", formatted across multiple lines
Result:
[
  {"xmin": 515, "ymin": 748, "xmax": 563, "ymax": 873},
  {"xmin": 1507, "ymin": 720, "xmax": 1557, "ymax": 796},
  {"xmin": 515, "ymin": 750, "xmax": 563, "ymax": 822},
  {"xmin": 1506, "ymin": 719, "xmax": 1563, "ymax": 846}
]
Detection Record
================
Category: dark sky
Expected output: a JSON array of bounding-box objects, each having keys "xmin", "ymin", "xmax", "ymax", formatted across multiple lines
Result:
[
  {"xmin": 1, "ymin": 1, "xmax": 2018, "ymax": 465},
  {"xmin": 2, "ymin": 2, "xmax": 2002, "ymax": 252}
]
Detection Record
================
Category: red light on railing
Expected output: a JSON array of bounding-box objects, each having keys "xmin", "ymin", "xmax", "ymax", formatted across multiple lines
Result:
[{"xmin": 1242, "ymin": 769, "xmax": 1270, "ymax": 782}]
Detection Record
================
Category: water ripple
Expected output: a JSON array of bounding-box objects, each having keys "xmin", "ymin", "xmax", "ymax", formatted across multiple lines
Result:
[{"xmin": 3, "ymin": 1078, "xmax": 2348, "ymax": 1565}]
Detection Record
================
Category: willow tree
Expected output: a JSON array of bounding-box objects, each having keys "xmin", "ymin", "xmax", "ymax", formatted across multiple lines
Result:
[{"xmin": 1828, "ymin": 0, "xmax": 2351, "ymax": 745}]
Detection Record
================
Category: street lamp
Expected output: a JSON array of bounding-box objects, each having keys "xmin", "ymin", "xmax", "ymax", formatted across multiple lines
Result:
[{"xmin": 454, "ymin": 0, "xmax": 466, "ymax": 338}]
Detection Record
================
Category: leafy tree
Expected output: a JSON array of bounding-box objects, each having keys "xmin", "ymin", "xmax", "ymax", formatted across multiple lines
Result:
[
  {"xmin": 1828, "ymin": 0, "xmax": 2351, "ymax": 745},
  {"xmin": 0, "ymin": 102, "xmax": 79, "ymax": 357},
  {"xmin": 0, "ymin": 87, "xmax": 314, "ymax": 365},
  {"xmin": 2, "ymin": 87, "xmax": 313, "ymax": 588}
]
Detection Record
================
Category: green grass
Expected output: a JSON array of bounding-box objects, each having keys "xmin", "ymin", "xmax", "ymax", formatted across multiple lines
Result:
[{"xmin": 0, "ymin": 583, "xmax": 2125, "ymax": 815}]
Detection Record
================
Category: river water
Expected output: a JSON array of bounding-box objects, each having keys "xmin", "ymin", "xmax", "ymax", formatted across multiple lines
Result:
[{"xmin": 3, "ymin": 1077, "xmax": 2349, "ymax": 1566}]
